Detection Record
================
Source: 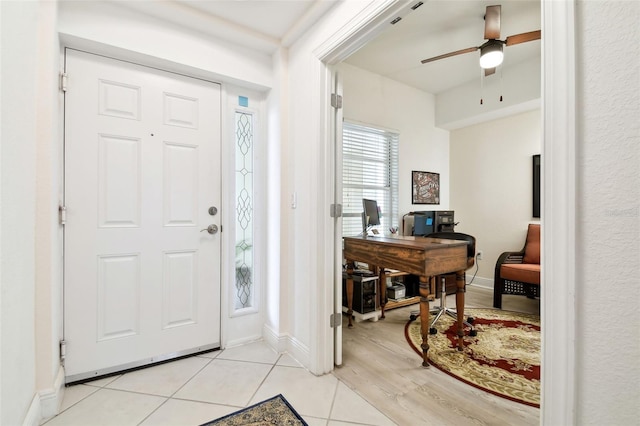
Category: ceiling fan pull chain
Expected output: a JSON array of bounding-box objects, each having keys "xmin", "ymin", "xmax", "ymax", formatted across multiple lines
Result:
[
  {"xmin": 499, "ymin": 67, "xmax": 504, "ymax": 102},
  {"xmin": 480, "ymin": 68, "xmax": 484, "ymax": 105}
]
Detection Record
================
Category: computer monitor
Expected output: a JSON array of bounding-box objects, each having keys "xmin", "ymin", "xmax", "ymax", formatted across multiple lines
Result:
[{"xmin": 362, "ymin": 198, "xmax": 381, "ymax": 234}]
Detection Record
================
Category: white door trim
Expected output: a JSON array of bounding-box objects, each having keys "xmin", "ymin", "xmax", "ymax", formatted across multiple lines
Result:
[
  {"xmin": 540, "ymin": 0, "xmax": 577, "ymax": 424},
  {"xmin": 312, "ymin": 1, "xmax": 577, "ymax": 424},
  {"xmin": 309, "ymin": 0, "xmax": 412, "ymax": 377}
]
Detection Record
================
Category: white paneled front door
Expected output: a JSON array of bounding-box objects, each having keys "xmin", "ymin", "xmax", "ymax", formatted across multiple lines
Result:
[{"xmin": 63, "ymin": 49, "xmax": 221, "ymax": 382}]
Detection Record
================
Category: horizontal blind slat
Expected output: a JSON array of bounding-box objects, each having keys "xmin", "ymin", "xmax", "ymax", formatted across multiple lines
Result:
[{"xmin": 342, "ymin": 122, "xmax": 399, "ymax": 237}]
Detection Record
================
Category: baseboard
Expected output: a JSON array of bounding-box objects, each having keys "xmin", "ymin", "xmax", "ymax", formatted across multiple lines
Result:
[
  {"xmin": 23, "ymin": 394, "xmax": 41, "ymax": 426},
  {"xmin": 41, "ymin": 366, "xmax": 66, "ymax": 420},
  {"xmin": 262, "ymin": 323, "xmax": 309, "ymax": 369},
  {"xmin": 262, "ymin": 323, "xmax": 288, "ymax": 354},
  {"xmin": 467, "ymin": 275, "xmax": 493, "ymax": 290},
  {"xmin": 224, "ymin": 335, "xmax": 263, "ymax": 349},
  {"xmin": 22, "ymin": 365, "xmax": 65, "ymax": 425},
  {"xmin": 285, "ymin": 335, "xmax": 310, "ymax": 369}
]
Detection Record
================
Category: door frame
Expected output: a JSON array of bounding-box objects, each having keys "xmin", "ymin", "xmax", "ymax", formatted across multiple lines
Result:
[
  {"xmin": 329, "ymin": 67, "xmax": 344, "ymax": 366},
  {"xmin": 58, "ymin": 42, "xmax": 250, "ymax": 355},
  {"xmin": 313, "ymin": 0, "xmax": 577, "ymax": 424}
]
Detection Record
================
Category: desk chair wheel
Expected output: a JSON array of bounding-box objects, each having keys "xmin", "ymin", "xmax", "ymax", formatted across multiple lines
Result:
[
  {"xmin": 409, "ymin": 314, "xmax": 418, "ymax": 321},
  {"xmin": 429, "ymin": 327, "xmax": 437, "ymax": 335},
  {"xmin": 469, "ymin": 329, "xmax": 478, "ymax": 337},
  {"xmin": 467, "ymin": 316, "xmax": 475, "ymax": 324}
]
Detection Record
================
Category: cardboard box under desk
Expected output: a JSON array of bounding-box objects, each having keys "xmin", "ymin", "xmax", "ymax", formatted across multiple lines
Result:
[{"xmin": 386, "ymin": 283, "xmax": 406, "ymax": 300}]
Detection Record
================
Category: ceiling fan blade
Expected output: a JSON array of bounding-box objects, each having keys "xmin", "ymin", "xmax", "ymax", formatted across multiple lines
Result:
[
  {"xmin": 484, "ymin": 5, "xmax": 501, "ymax": 40},
  {"xmin": 420, "ymin": 46, "xmax": 478, "ymax": 64},
  {"xmin": 485, "ymin": 67, "xmax": 496, "ymax": 76},
  {"xmin": 505, "ymin": 30, "xmax": 541, "ymax": 46}
]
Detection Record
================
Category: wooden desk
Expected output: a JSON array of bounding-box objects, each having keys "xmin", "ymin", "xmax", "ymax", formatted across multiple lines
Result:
[{"xmin": 343, "ymin": 235, "xmax": 468, "ymax": 367}]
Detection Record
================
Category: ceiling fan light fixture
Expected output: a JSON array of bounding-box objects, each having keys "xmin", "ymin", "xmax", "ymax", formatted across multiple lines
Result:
[{"xmin": 479, "ymin": 40, "xmax": 504, "ymax": 69}]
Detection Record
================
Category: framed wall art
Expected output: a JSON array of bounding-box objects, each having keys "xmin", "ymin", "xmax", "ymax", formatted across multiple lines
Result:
[{"xmin": 412, "ymin": 171, "xmax": 440, "ymax": 204}]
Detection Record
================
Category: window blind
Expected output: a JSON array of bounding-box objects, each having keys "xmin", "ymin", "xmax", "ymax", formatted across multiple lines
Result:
[{"xmin": 342, "ymin": 122, "xmax": 399, "ymax": 236}]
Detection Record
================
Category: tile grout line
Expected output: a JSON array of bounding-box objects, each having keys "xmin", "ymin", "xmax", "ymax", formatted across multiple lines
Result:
[
  {"xmin": 244, "ymin": 354, "xmax": 281, "ymax": 408},
  {"xmin": 325, "ymin": 379, "xmax": 341, "ymax": 425},
  {"xmin": 136, "ymin": 354, "xmax": 218, "ymax": 425},
  {"xmin": 44, "ymin": 372, "xmax": 125, "ymax": 421}
]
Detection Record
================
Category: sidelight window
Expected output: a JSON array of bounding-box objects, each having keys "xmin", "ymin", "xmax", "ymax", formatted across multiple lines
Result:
[{"xmin": 234, "ymin": 111, "xmax": 254, "ymax": 310}]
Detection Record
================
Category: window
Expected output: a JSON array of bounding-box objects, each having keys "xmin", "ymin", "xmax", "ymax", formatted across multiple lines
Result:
[
  {"xmin": 235, "ymin": 111, "xmax": 254, "ymax": 310},
  {"xmin": 342, "ymin": 122, "xmax": 399, "ymax": 236}
]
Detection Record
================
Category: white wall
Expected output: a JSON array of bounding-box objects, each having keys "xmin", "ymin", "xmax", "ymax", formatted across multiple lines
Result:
[
  {"xmin": 1, "ymin": 1, "xmax": 63, "ymax": 423},
  {"xmin": 337, "ymin": 62, "xmax": 450, "ymax": 218},
  {"xmin": 57, "ymin": 2, "xmax": 281, "ymax": 349},
  {"xmin": 34, "ymin": 1, "xmax": 65, "ymax": 417},
  {"xmin": 283, "ymin": 0, "xmax": 405, "ymax": 372},
  {"xmin": 0, "ymin": 2, "xmax": 286, "ymax": 423},
  {"xmin": 575, "ymin": 1, "xmax": 639, "ymax": 424},
  {"xmin": 1, "ymin": 2, "xmax": 40, "ymax": 424},
  {"xmin": 338, "ymin": 63, "xmax": 542, "ymax": 286},
  {"xmin": 436, "ymin": 56, "xmax": 541, "ymax": 130},
  {"xmin": 2, "ymin": 0, "xmax": 639, "ymax": 424},
  {"xmin": 332, "ymin": 2, "xmax": 640, "ymax": 424},
  {"xmin": 450, "ymin": 109, "xmax": 541, "ymax": 285},
  {"xmin": 57, "ymin": 1, "xmax": 274, "ymax": 90}
]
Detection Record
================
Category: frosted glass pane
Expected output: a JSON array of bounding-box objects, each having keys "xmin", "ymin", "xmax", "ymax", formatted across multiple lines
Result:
[{"xmin": 234, "ymin": 112, "xmax": 254, "ymax": 310}]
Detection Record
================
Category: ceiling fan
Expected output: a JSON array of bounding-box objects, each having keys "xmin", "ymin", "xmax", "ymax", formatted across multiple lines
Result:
[{"xmin": 420, "ymin": 5, "xmax": 541, "ymax": 76}]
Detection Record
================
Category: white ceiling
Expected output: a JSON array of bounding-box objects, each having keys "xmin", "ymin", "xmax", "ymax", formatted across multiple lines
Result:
[
  {"xmin": 344, "ymin": 0, "xmax": 541, "ymax": 94},
  {"xmin": 178, "ymin": 0, "xmax": 326, "ymax": 40},
  {"xmin": 116, "ymin": 0, "xmax": 338, "ymax": 53},
  {"xmin": 115, "ymin": 0, "xmax": 540, "ymax": 95}
]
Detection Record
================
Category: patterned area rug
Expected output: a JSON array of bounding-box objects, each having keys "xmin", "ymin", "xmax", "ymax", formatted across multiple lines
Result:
[
  {"xmin": 200, "ymin": 394, "xmax": 308, "ymax": 426},
  {"xmin": 405, "ymin": 308, "xmax": 540, "ymax": 407}
]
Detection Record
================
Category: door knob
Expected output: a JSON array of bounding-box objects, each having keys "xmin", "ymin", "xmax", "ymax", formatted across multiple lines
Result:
[{"xmin": 200, "ymin": 224, "xmax": 218, "ymax": 235}]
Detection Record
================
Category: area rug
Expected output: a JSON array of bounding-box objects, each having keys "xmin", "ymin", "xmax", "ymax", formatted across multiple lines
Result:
[
  {"xmin": 405, "ymin": 308, "xmax": 540, "ymax": 407},
  {"xmin": 200, "ymin": 394, "xmax": 308, "ymax": 426}
]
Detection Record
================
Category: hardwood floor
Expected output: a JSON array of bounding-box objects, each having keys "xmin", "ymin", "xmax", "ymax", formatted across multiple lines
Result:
[{"xmin": 333, "ymin": 284, "xmax": 540, "ymax": 426}]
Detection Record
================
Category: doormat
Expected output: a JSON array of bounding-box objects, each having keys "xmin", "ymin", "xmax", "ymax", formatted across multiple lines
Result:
[
  {"xmin": 405, "ymin": 308, "xmax": 540, "ymax": 407},
  {"xmin": 200, "ymin": 394, "xmax": 308, "ymax": 426}
]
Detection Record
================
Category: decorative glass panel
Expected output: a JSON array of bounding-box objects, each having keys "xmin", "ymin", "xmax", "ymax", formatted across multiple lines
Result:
[{"xmin": 235, "ymin": 111, "xmax": 254, "ymax": 309}]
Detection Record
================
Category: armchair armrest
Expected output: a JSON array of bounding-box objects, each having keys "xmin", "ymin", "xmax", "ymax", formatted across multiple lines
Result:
[
  {"xmin": 494, "ymin": 249, "xmax": 527, "ymax": 283},
  {"xmin": 493, "ymin": 250, "xmax": 524, "ymax": 309},
  {"xmin": 498, "ymin": 251, "xmax": 525, "ymax": 265},
  {"xmin": 494, "ymin": 250, "xmax": 523, "ymax": 290}
]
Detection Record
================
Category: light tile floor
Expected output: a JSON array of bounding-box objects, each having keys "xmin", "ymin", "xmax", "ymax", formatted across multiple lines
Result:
[{"xmin": 44, "ymin": 341, "xmax": 396, "ymax": 426}]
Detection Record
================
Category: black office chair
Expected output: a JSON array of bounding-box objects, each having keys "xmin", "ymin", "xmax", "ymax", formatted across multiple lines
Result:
[{"xmin": 410, "ymin": 232, "xmax": 477, "ymax": 336}]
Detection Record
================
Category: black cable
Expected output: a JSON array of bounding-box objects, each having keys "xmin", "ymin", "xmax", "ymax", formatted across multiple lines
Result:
[{"xmin": 468, "ymin": 253, "xmax": 481, "ymax": 285}]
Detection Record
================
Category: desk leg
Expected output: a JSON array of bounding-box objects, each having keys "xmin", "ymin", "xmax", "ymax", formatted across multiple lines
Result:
[
  {"xmin": 345, "ymin": 261, "xmax": 355, "ymax": 328},
  {"xmin": 379, "ymin": 268, "xmax": 387, "ymax": 319},
  {"xmin": 455, "ymin": 270, "xmax": 466, "ymax": 351},
  {"xmin": 419, "ymin": 275, "xmax": 431, "ymax": 368}
]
